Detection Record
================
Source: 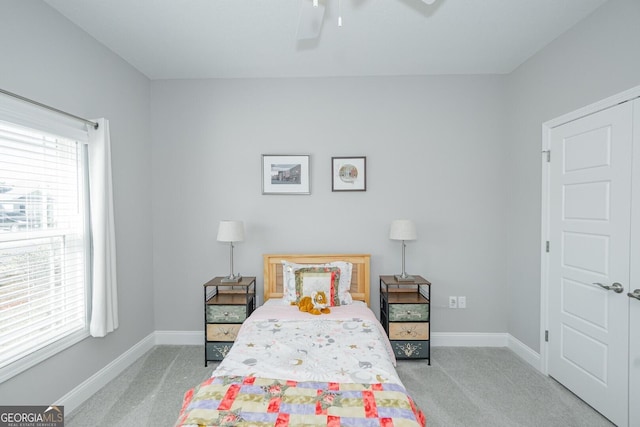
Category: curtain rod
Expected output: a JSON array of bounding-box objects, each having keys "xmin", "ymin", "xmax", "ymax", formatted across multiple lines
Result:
[{"xmin": 0, "ymin": 88, "xmax": 99, "ymax": 130}]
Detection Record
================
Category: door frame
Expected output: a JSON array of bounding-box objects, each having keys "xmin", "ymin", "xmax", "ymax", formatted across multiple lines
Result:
[{"xmin": 540, "ymin": 85, "xmax": 640, "ymax": 376}]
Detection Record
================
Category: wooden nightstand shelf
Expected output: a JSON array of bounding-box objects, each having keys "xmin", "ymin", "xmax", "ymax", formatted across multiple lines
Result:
[
  {"xmin": 379, "ymin": 275, "xmax": 431, "ymax": 363},
  {"xmin": 203, "ymin": 276, "xmax": 256, "ymax": 366}
]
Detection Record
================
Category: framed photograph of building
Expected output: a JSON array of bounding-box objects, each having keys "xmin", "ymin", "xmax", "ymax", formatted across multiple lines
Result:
[
  {"xmin": 262, "ymin": 154, "xmax": 310, "ymax": 195},
  {"xmin": 332, "ymin": 156, "xmax": 366, "ymax": 191}
]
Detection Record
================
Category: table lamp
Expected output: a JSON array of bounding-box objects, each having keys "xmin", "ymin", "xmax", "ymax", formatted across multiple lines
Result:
[
  {"xmin": 217, "ymin": 220, "xmax": 244, "ymax": 282},
  {"xmin": 389, "ymin": 219, "xmax": 417, "ymax": 282}
]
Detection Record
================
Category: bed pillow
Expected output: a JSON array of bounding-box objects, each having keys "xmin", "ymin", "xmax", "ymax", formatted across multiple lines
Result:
[
  {"xmin": 293, "ymin": 267, "xmax": 341, "ymax": 306},
  {"xmin": 282, "ymin": 261, "xmax": 353, "ymax": 305},
  {"xmin": 332, "ymin": 261, "xmax": 353, "ymax": 304}
]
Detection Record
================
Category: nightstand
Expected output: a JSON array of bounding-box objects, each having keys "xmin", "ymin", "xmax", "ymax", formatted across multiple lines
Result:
[
  {"xmin": 379, "ymin": 275, "xmax": 431, "ymax": 363},
  {"xmin": 203, "ymin": 276, "xmax": 256, "ymax": 366}
]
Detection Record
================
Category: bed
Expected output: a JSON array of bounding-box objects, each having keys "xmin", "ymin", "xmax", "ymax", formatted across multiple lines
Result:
[{"xmin": 175, "ymin": 254, "xmax": 426, "ymax": 427}]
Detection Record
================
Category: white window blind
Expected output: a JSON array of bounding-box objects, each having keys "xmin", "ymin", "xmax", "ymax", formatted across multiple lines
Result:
[{"xmin": 0, "ymin": 120, "xmax": 89, "ymax": 373}]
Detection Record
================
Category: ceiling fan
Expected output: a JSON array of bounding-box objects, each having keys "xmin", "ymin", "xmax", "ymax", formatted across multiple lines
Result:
[{"xmin": 296, "ymin": 0, "xmax": 437, "ymax": 40}]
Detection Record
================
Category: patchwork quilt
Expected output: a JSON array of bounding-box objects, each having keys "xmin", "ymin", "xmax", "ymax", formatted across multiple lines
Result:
[
  {"xmin": 175, "ymin": 375, "xmax": 426, "ymax": 427},
  {"xmin": 176, "ymin": 302, "xmax": 426, "ymax": 426}
]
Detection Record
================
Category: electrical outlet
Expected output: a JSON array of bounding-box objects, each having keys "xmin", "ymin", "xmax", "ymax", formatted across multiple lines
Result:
[
  {"xmin": 458, "ymin": 296, "xmax": 466, "ymax": 308},
  {"xmin": 449, "ymin": 296, "xmax": 458, "ymax": 309}
]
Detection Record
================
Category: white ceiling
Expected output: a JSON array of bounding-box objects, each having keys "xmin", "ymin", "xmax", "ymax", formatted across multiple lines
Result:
[{"xmin": 43, "ymin": 0, "xmax": 608, "ymax": 80}]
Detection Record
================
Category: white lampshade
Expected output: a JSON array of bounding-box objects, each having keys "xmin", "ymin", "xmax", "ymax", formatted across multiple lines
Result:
[
  {"xmin": 389, "ymin": 220, "xmax": 417, "ymax": 241},
  {"xmin": 217, "ymin": 220, "xmax": 245, "ymax": 242}
]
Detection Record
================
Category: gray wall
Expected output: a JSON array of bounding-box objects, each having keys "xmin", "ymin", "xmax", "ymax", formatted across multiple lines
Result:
[
  {"xmin": 505, "ymin": 0, "xmax": 640, "ymax": 352},
  {"xmin": 0, "ymin": 1, "xmax": 154, "ymax": 404},
  {"xmin": 150, "ymin": 76, "xmax": 509, "ymax": 334}
]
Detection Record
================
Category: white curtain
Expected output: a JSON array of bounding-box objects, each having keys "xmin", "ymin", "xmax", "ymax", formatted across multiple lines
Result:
[{"xmin": 88, "ymin": 118, "xmax": 119, "ymax": 337}]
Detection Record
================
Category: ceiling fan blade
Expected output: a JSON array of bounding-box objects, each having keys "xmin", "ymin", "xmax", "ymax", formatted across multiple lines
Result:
[{"xmin": 296, "ymin": 0, "xmax": 326, "ymax": 40}]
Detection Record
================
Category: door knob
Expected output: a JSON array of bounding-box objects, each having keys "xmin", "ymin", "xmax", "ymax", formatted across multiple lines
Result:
[
  {"xmin": 593, "ymin": 282, "xmax": 624, "ymax": 293},
  {"xmin": 628, "ymin": 289, "xmax": 640, "ymax": 301}
]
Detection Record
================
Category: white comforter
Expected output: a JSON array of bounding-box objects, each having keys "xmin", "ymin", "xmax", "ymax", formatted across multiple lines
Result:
[{"xmin": 211, "ymin": 300, "xmax": 403, "ymax": 385}]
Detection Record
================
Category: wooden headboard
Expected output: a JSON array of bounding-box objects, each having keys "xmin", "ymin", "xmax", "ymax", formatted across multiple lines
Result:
[{"xmin": 263, "ymin": 254, "xmax": 371, "ymax": 307}]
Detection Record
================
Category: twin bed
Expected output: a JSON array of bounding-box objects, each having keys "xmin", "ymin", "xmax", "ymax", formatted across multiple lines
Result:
[{"xmin": 175, "ymin": 254, "xmax": 426, "ymax": 426}]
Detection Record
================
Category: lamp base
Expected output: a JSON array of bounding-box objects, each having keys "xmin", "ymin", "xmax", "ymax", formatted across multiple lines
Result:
[
  {"xmin": 394, "ymin": 274, "xmax": 415, "ymax": 282},
  {"xmin": 221, "ymin": 275, "xmax": 242, "ymax": 283}
]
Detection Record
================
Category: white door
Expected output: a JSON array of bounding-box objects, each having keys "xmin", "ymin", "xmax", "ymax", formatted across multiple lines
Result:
[
  {"xmin": 548, "ymin": 101, "xmax": 633, "ymax": 426},
  {"xmin": 629, "ymin": 99, "xmax": 640, "ymax": 427}
]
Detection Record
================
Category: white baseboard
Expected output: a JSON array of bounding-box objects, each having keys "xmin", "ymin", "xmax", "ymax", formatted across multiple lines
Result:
[
  {"xmin": 57, "ymin": 330, "xmax": 541, "ymax": 415},
  {"xmin": 507, "ymin": 334, "xmax": 542, "ymax": 372},
  {"xmin": 431, "ymin": 332, "xmax": 509, "ymax": 347},
  {"xmin": 56, "ymin": 333, "xmax": 156, "ymax": 414}
]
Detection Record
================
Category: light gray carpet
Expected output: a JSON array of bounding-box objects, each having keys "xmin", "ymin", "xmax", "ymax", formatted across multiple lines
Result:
[{"xmin": 65, "ymin": 346, "xmax": 614, "ymax": 427}]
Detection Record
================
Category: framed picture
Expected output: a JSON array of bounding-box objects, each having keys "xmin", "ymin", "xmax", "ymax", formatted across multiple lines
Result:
[
  {"xmin": 332, "ymin": 156, "xmax": 366, "ymax": 192},
  {"xmin": 262, "ymin": 154, "xmax": 311, "ymax": 195}
]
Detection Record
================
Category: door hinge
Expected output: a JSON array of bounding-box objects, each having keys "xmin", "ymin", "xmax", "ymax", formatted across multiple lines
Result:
[
  {"xmin": 546, "ymin": 241, "xmax": 550, "ymax": 252},
  {"xmin": 545, "ymin": 330, "xmax": 549, "ymax": 342},
  {"xmin": 542, "ymin": 150, "xmax": 550, "ymax": 162}
]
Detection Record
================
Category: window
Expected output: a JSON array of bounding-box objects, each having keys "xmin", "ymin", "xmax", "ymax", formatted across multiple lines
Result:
[{"xmin": 0, "ymin": 121, "xmax": 89, "ymax": 378}]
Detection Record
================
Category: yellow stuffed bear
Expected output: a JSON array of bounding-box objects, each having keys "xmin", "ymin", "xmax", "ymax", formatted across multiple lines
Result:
[{"xmin": 298, "ymin": 291, "xmax": 331, "ymax": 315}]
